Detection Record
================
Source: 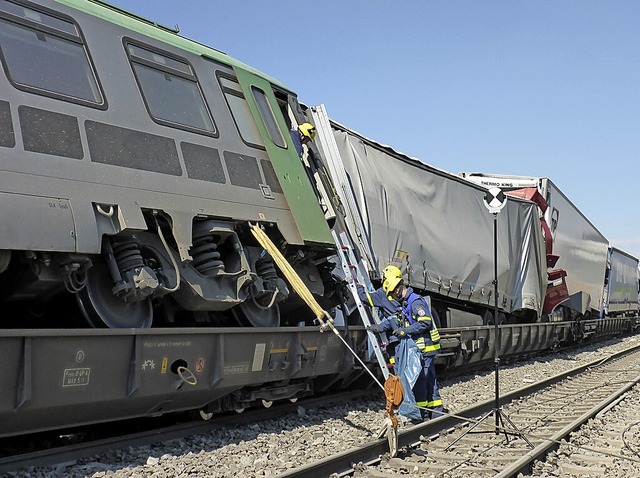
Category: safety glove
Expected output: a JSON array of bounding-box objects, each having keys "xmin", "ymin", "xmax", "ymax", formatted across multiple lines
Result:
[{"xmin": 393, "ymin": 328, "xmax": 408, "ymax": 338}]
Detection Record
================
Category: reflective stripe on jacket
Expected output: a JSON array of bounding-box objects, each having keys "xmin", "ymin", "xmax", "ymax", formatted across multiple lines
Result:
[{"xmin": 401, "ymin": 289, "xmax": 441, "ymax": 355}]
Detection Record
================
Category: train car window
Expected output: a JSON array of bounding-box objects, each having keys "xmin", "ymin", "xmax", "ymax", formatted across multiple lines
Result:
[
  {"xmin": 217, "ymin": 74, "xmax": 265, "ymax": 149},
  {"xmin": 0, "ymin": 0, "xmax": 104, "ymax": 106},
  {"xmin": 126, "ymin": 41, "xmax": 217, "ymax": 137},
  {"xmin": 251, "ymin": 86, "xmax": 286, "ymax": 148}
]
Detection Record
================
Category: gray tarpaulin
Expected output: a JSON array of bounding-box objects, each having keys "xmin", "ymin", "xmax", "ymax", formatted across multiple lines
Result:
[
  {"xmin": 331, "ymin": 124, "xmax": 547, "ymax": 317},
  {"xmin": 459, "ymin": 173, "xmax": 611, "ymax": 315}
]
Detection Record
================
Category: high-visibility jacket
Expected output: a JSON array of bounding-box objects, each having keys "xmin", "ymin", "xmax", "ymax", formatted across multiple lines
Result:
[{"xmin": 400, "ymin": 288, "xmax": 441, "ymax": 357}]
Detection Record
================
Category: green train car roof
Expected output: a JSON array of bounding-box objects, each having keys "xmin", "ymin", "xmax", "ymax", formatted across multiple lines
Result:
[{"xmin": 56, "ymin": 0, "xmax": 290, "ymax": 92}]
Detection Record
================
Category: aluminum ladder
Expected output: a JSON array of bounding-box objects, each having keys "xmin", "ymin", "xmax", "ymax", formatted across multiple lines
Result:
[
  {"xmin": 310, "ymin": 104, "xmax": 377, "ymax": 275},
  {"xmin": 331, "ymin": 229, "xmax": 389, "ymax": 380}
]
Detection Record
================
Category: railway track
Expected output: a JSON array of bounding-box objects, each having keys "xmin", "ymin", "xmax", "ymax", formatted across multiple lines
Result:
[
  {"xmin": 0, "ymin": 391, "xmax": 369, "ymax": 474},
  {"xmin": 281, "ymin": 343, "xmax": 640, "ymax": 477}
]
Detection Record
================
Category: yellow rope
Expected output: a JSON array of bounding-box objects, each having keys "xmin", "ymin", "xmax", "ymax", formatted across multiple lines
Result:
[
  {"xmin": 249, "ymin": 224, "xmax": 328, "ymax": 322},
  {"xmin": 249, "ymin": 223, "xmax": 384, "ymax": 391}
]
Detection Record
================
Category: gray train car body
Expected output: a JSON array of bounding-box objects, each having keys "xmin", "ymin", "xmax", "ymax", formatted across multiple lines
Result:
[
  {"xmin": 0, "ymin": 0, "xmax": 336, "ymax": 329},
  {"xmin": 0, "ymin": 327, "xmax": 364, "ymax": 438},
  {"xmin": 460, "ymin": 173, "xmax": 609, "ymax": 319},
  {"xmin": 316, "ymin": 120, "xmax": 547, "ymax": 326},
  {"xmin": 2, "ymin": 317, "xmax": 637, "ymax": 439},
  {"xmin": 604, "ymin": 247, "xmax": 640, "ymax": 317}
]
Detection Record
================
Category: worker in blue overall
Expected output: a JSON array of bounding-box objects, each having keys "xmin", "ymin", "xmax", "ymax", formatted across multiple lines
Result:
[
  {"xmin": 358, "ymin": 264, "xmax": 403, "ymax": 317},
  {"xmin": 381, "ymin": 274, "xmax": 444, "ymax": 420},
  {"xmin": 359, "ymin": 265, "xmax": 403, "ymax": 371}
]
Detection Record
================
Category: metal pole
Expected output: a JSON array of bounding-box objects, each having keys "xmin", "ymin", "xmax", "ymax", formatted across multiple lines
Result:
[{"xmin": 493, "ymin": 212, "xmax": 500, "ymax": 434}]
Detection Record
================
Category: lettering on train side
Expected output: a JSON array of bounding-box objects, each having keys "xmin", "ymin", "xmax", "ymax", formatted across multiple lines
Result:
[
  {"xmin": 143, "ymin": 340, "xmax": 193, "ymax": 348},
  {"xmin": 62, "ymin": 368, "xmax": 90, "ymax": 387},
  {"xmin": 224, "ymin": 363, "xmax": 250, "ymax": 375}
]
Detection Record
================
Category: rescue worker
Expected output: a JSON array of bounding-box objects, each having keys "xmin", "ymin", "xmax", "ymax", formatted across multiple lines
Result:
[
  {"xmin": 382, "ymin": 274, "xmax": 443, "ymax": 420},
  {"xmin": 358, "ymin": 264, "xmax": 402, "ymax": 317},
  {"xmin": 290, "ymin": 122, "xmax": 316, "ymax": 158},
  {"xmin": 360, "ymin": 265, "xmax": 403, "ymax": 371}
]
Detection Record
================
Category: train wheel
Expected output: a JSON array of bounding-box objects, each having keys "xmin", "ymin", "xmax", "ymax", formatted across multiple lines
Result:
[
  {"xmin": 231, "ymin": 298, "xmax": 280, "ymax": 327},
  {"xmin": 76, "ymin": 262, "xmax": 153, "ymax": 328},
  {"xmin": 199, "ymin": 410, "xmax": 214, "ymax": 421}
]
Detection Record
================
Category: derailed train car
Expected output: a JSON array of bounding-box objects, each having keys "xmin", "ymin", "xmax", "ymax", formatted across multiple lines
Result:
[
  {"xmin": 0, "ymin": 0, "xmax": 636, "ymax": 440},
  {"xmin": 308, "ymin": 107, "xmax": 547, "ymax": 327},
  {"xmin": 0, "ymin": 0, "xmax": 341, "ymax": 329},
  {"xmin": 0, "ymin": 0, "xmax": 356, "ymax": 438}
]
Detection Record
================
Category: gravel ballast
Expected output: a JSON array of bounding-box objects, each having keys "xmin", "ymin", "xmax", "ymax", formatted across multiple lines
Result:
[{"xmin": 13, "ymin": 334, "xmax": 640, "ymax": 478}]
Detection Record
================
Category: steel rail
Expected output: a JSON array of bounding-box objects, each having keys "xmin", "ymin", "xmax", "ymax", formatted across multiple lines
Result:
[{"xmin": 278, "ymin": 342, "xmax": 640, "ymax": 477}]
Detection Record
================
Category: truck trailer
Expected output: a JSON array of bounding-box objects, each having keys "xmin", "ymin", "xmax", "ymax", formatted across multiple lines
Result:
[
  {"xmin": 310, "ymin": 106, "xmax": 547, "ymax": 327},
  {"xmin": 460, "ymin": 172, "xmax": 609, "ymax": 320}
]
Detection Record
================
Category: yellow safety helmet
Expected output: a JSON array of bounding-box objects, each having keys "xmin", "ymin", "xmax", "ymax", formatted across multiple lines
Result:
[
  {"xmin": 299, "ymin": 122, "xmax": 317, "ymax": 141},
  {"xmin": 382, "ymin": 275, "xmax": 403, "ymax": 299},
  {"xmin": 382, "ymin": 264, "xmax": 402, "ymax": 280}
]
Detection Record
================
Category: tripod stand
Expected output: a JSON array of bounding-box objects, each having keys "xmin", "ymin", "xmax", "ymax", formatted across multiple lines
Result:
[{"xmin": 445, "ymin": 208, "xmax": 533, "ymax": 451}]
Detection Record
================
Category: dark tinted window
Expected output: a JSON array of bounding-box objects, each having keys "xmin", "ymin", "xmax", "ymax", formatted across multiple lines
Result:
[
  {"xmin": 181, "ymin": 142, "xmax": 226, "ymax": 183},
  {"xmin": 260, "ymin": 159, "xmax": 282, "ymax": 194},
  {"xmin": 224, "ymin": 151, "xmax": 261, "ymax": 190},
  {"xmin": 218, "ymin": 75, "xmax": 264, "ymax": 148},
  {"xmin": 127, "ymin": 42, "xmax": 215, "ymax": 136},
  {"xmin": 0, "ymin": 0, "xmax": 103, "ymax": 105},
  {"xmin": 19, "ymin": 106, "xmax": 83, "ymax": 159},
  {"xmin": 86, "ymin": 120, "xmax": 181, "ymax": 175},
  {"xmin": 251, "ymin": 86, "xmax": 285, "ymax": 148}
]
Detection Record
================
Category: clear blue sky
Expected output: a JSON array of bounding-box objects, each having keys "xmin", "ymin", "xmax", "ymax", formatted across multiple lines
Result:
[{"xmin": 110, "ymin": 1, "xmax": 640, "ymax": 260}]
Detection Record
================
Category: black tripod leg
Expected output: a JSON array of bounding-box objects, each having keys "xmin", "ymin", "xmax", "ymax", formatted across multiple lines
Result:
[
  {"xmin": 444, "ymin": 409, "xmax": 494, "ymax": 451},
  {"xmin": 498, "ymin": 410, "xmax": 534, "ymax": 448},
  {"xmin": 496, "ymin": 410, "xmax": 511, "ymax": 445}
]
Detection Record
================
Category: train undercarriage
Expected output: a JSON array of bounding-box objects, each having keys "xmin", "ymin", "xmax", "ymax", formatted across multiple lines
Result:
[
  {"xmin": 0, "ymin": 212, "xmax": 338, "ymax": 330},
  {"xmin": 0, "ymin": 317, "xmax": 637, "ymax": 439}
]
